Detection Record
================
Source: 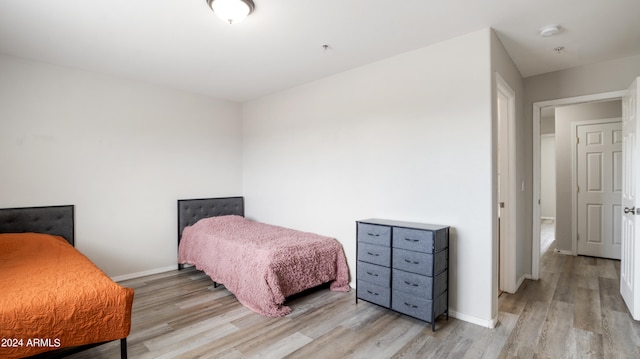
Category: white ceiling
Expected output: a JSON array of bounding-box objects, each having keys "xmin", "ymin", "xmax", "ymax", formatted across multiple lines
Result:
[{"xmin": 0, "ymin": 0, "xmax": 638, "ymax": 102}]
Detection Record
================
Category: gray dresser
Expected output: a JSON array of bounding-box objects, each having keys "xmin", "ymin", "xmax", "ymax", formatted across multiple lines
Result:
[{"xmin": 356, "ymin": 218, "xmax": 449, "ymax": 330}]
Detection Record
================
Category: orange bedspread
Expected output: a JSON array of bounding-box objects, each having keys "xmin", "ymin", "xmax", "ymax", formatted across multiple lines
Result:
[{"xmin": 0, "ymin": 233, "xmax": 134, "ymax": 358}]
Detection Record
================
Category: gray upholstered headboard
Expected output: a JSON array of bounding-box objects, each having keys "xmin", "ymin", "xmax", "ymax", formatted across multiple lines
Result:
[
  {"xmin": 177, "ymin": 197, "xmax": 244, "ymax": 245},
  {"xmin": 0, "ymin": 205, "xmax": 75, "ymax": 246}
]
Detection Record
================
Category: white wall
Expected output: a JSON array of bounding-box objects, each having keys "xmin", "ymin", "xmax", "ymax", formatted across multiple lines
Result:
[
  {"xmin": 540, "ymin": 135, "xmax": 556, "ymax": 219},
  {"xmin": 525, "ymin": 54, "xmax": 640, "ymax": 104},
  {"xmin": 243, "ymin": 29, "xmax": 496, "ymax": 326},
  {"xmin": 553, "ymin": 100, "xmax": 621, "ymax": 252},
  {"xmin": 0, "ymin": 54, "xmax": 243, "ymax": 278},
  {"xmin": 541, "ymin": 116, "xmax": 555, "ymax": 135}
]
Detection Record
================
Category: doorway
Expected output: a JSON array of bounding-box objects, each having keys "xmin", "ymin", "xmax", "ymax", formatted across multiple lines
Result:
[
  {"xmin": 532, "ymin": 90, "xmax": 627, "ymax": 279},
  {"xmin": 540, "ymin": 133, "xmax": 556, "ymax": 254}
]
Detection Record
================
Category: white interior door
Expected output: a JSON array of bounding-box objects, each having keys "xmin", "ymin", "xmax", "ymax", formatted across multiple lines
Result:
[
  {"xmin": 576, "ymin": 121, "xmax": 622, "ymax": 259},
  {"xmin": 498, "ymin": 88, "xmax": 507, "ymax": 293},
  {"xmin": 496, "ymin": 73, "xmax": 516, "ymax": 294},
  {"xmin": 621, "ymin": 77, "xmax": 640, "ymax": 319}
]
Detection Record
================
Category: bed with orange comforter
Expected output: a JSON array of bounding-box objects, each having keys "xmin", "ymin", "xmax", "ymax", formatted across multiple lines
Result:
[{"xmin": 0, "ymin": 205, "xmax": 133, "ymax": 359}]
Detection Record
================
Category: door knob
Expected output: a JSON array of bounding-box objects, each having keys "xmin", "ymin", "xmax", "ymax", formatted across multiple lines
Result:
[{"xmin": 624, "ymin": 207, "xmax": 636, "ymax": 215}]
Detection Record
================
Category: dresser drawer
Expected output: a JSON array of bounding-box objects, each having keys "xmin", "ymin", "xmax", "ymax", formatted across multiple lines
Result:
[
  {"xmin": 392, "ymin": 248, "xmax": 431, "ymax": 275},
  {"xmin": 357, "ymin": 261, "xmax": 391, "ymax": 288},
  {"xmin": 357, "ymin": 280, "xmax": 391, "ymax": 307},
  {"xmin": 393, "ymin": 248, "xmax": 448, "ymax": 276},
  {"xmin": 393, "ymin": 227, "xmax": 447, "ymax": 253},
  {"xmin": 358, "ymin": 223, "xmax": 391, "ymax": 246},
  {"xmin": 391, "ymin": 290, "xmax": 447, "ymax": 323},
  {"xmin": 393, "ymin": 269, "xmax": 448, "ymax": 298},
  {"xmin": 357, "ymin": 242, "xmax": 391, "ymax": 267}
]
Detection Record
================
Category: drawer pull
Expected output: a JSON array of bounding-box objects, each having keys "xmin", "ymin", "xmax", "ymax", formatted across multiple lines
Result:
[
  {"xmin": 404, "ymin": 281, "xmax": 419, "ymax": 287},
  {"xmin": 367, "ymin": 290, "xmax": 379, "ymax": 296},
  {"xmin": 404, "ymin": 259, "xmax": 419, "ymax": 265},
  {"xmin": 367, "ymin": 252, "xmax": 380, "ymax": 257},
  {"xmin": 367, "ymin": 232, "xmax": 380, "ymax": 237},
  {"xmin": 404, "ymin": 237, "xmax": 420, "ymax": 243},
  {"xmin": 403, "ymin": 302, "xmax": 418, "ymax": 309},
  {"xmin": 366, "ymin": 271, "xmax": 379, "ymax": 277}
]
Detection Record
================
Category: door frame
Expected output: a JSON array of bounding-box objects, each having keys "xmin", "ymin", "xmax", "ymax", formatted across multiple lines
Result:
[
  {"xmin": 496, "ymin": 73, "xmax": 518, "ymax": 293},
  {"xmin": 532, "ymin": 90, "xmax": 627, "ymax": 279},
  {"xmin": 571, "ymin": 118, "xmax": 622, "ymax": 256}
]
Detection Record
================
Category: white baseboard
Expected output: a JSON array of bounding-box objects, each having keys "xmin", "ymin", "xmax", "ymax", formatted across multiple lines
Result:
[
  {"xmin": 555, "ymin": 249, "xmax": 575, "ymax": 256},
  {"xmin": 111, "ymin": 265, "xmax": 177, "ymax": 282},
  {"xmin": 449, "ymin": 310, "xmax": 497, "ymax": 329},
  {"xmin": 516, "ymin": 273, "xmax": 531, "ymax": 290},
  {"xmin": 503, "ymin": 273, "xmax": 531, "ymax": 294}
]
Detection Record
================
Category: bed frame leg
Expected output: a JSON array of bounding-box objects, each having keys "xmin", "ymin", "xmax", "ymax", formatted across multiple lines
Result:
[
  {"xmin": 120, "ymin": 338, "xmax": 127, "ymax": 359},
  {"xmin": 178, "ymin": 263, "xmax": 184, "ymax": 270}
]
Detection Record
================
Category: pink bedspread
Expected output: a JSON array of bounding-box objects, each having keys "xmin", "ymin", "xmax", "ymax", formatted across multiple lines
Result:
[{"xmin": 178, "ymin": 215, "xmax": 350, "ymax": 317}]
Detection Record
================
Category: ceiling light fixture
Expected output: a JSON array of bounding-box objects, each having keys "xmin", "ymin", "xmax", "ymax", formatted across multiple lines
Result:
[
  {"xmin": 207, "ymin": 0, "xmax": 255, "ymax": 24},
  {"xmin": 539, "ymin": 24, "xmax": 561, "ymax": 37}
]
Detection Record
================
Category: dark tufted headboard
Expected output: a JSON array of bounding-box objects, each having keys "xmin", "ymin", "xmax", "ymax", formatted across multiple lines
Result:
[
  {"xmin": 177, "ymin": 197, "xmax": 244, "ymax": 245},
  {"xmin": 0, "ymin": 205, "xmax": 75, "ymax": 246}
]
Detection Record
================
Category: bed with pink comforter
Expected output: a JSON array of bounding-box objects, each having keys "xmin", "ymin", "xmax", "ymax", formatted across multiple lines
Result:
[{"xmin": 178, "ymin": 215, "xmax": 350, "ymax": 317}]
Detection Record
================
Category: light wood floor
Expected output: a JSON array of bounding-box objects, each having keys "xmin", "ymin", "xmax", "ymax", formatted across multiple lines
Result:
[{"xmin": 67, "ymin": 241, "xmax": 640, "ymax": 359}]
